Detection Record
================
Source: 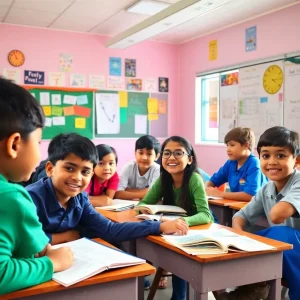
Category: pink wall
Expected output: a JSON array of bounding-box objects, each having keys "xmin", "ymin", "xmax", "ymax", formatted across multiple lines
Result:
[
  {"xmin": 0, "ymin": 24, "xmax": 179, "ymax": 169},
  {"xmin": 178, "ymin": 4, "xmax": 300, "ymax": 175}
]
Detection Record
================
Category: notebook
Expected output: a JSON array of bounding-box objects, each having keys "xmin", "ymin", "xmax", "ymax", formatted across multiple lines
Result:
[
  {"xmin": 52, "ymin": 238, "xmax": 145, "ymax": 286},
  {"xmin": 136, "ymin": 214, "xmax": 182, "ymax": 221},
  {"xmin": 134, "ymin": 204, "xmax": 187, "ymax": 216},
  {"xmin": 96, "ymin": 199, "xmax": 137, "ymax": 211},
  {"xmin": 162, "ymin": 228, "xmax": 276, "ymax": 255}
]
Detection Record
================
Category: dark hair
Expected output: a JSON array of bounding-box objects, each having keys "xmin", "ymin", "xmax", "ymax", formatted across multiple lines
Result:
[
  {"xmin": 135, "ymin": 135, "xmax": 161, "ymax": 155},
  {"xmin": 257, "ymin": 126, "xmax": 300, "ymax": 157},
  {"xmin": 48, "ymin": 133, "xmax": 98, "ymax": 167},
  {"xmin": 96, "ymin": 144, "xmax": 118, "ymax": 165},
  {"xmin": 160, "ymin": 136, "xmax": 199, "ymax": 215},
  {"xmin": 224, "ymin": 127, "xmax": 255, "ymax": 151},
  {"xmin": 0, "ymin": 77, "xmax": 45, "ymax": 140}
]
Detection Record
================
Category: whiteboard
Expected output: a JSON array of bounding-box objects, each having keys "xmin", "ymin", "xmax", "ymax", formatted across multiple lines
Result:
[
  {"xmin": 218, "ymin": 72, "xmax": 239, "ymax": 142},
  {"xmin": 237, "ymin": 61, "xmax": 284, "ymax": 142},
  {"xmin": 284, "ymin": 58, "xmax": 300, "ymax": 132}
]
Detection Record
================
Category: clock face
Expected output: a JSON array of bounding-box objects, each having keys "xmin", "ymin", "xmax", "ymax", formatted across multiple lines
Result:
[
  {"xmin": 263, "ymin": 65, "xmax": 283, "ymax": 94},
  {"xmin": 8, "ymin": 50, "xmax": 25, "ymax": 67}
]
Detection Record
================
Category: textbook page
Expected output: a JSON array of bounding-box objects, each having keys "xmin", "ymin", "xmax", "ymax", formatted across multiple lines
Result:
[
  {"xmin": 162, "ymin": 229, "xmax": 275, "ymax": 255},
  {"xmin": 136, "ymin": 214, "xmax": 181, "ymax": 221},
  {"xmin": 135, "ymin": 204, "xmax": 187, "ymax": 215},
  {"xmin": 52, "ymin": 238, "xmax": 145, "ymax": 286},
  {"xmin": 97, "ymin": 199, "xmax": 137, "ymax": 211}
]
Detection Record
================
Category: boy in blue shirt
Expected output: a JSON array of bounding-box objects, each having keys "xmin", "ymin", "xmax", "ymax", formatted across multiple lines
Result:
[
  {"xmin": 205, "ymin": 127, "xmax": 267, "ymax": 202},
  {"xmin": 220, "ymin": 126, "xmax": 300, "ymax": 300},
  {"xmin": 0, "ymin": 78, "xmax": 73, "ymax": 295},
  {"xmin": 115, "ymin": 135, "xmax": 161, "ymax": 200},
  {"xmin": 26, "ymin": 133, "xmax": 188, "ymax": 246}
]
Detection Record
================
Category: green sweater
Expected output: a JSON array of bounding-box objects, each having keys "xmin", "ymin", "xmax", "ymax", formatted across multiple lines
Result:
[
  {"xmin": 138, "ymin": 172, "xmax": 214, "ymax": 226},
  {"xmin": 0, "ymin": 174, "xmax": 53, "ymax": 295}
]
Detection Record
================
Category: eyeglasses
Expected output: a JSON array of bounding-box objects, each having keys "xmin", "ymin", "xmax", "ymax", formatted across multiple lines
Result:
[{"xmin": 162, "ymin": 149, "xmax": 189, "ymax": 159}]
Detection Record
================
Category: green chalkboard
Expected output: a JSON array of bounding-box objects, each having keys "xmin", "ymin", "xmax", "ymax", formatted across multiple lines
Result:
[
  {"xmin": 95, "ymin": 91, "xmax": 149, "ymax": 138},
  {"xmin": 29, "ymin": 89, "xmax": 93, "ymax": 139}
]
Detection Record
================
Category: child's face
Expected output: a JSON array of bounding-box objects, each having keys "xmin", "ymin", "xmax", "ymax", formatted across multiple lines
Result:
[
  {"xmin": 4, "ymin": 128, "xmax": 42, "ymax": 182},
  {"xmin": 46, "ymin": 153, "xmax": 94, "ymax": 203},
  {"xmin": 161, "ymin": 141, "xmax": 192, "ymax": 177},
  {"xmin": 260, "ymin": 146, "xmax": 296, "ymax": 188},
  {"xmin": 226, "ymin": 140, "xmax": 249, "ymax": 161},
  {"xmin": 94, "ymin": 153, "xmax": 116, "ymax": 183},
  {"xmin": 135, "ymin": 148, "xmax": 158, "ymax": 173}
]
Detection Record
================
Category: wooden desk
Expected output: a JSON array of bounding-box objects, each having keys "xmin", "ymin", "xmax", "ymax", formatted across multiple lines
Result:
[
  {"xmin": 98, "ymin": 208, "xmax": 139, "ymax": 223},
  {"xmin": 208, "ymin": 199, "xmax": 247, "ymax": 226},
  {"xmin": 229, "ymin": 202, "xmax": 247, "ymax": 211},
  {"xmin": 2, "ymin": 238, "xmax": 155, "ymax": 300},
  {"xmin": 136, "ymin": 223, "xmax": 292, "ymax": 300}
]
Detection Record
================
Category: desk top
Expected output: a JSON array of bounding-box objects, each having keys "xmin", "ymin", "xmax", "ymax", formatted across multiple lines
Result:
[
  {"xmin": 100, "ymin": 209, "xmax": 292, "ymax": 263},
  {"xmin": 3, "ymin": 238, "xmax": 155, "ymax": 300},
  {"xmin": 229, "ymin": 202, "xmax": 247, "ymax": 211},
  {"xmin": 98, "ymin": 208, "xmax": 139, "ymax": 222},
  {"xmin": 208, "ymin": 199, "xmax": 248, "ymax": 207}
]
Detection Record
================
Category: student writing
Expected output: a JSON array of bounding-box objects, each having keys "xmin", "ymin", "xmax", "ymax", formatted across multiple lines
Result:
[
  {"xmin": 205, "ymin": 127, "xmax": 268, "ymax": 202},
  {"xmin": 0, "ymin": 78, "xmax": 73, "ymax": 295}
]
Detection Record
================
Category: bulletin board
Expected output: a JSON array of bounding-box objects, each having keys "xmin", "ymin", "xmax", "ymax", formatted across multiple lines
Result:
[
  {"xmin": 28, "ymin": 88, "xmax": 94, "ymax": 139},
  {"xmin": 95, "ymin": 90, "xmax": 168, "ymax": 138}
]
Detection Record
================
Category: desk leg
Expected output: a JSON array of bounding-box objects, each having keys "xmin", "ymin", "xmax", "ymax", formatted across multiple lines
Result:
[
  {"xmin": 268, "ymin": 278, "xmax": 281, "ymax": 300},
  {"xmin": 210, "ymin": 205, "xmax": 232, "ymax": 226}
]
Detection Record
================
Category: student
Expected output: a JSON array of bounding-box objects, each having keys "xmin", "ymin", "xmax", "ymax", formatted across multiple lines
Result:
[
  {"xmin": 26, "ymin": 133, "xmax": 188, "ymax": 247},
  {"xmin": 205, "ymin": 127, "xmax": 268, "ymax": 202},
  {"xmin": 0, "ymin": 78, "xmax": 73, "ymax": 295},
  {"xmin": 138, "ymin": 136, "xmax": 214, "ymax": 300},
  {"xmin": 86, "ymin": 144, "xmax": 119, "ymax": 207},
  {"xmin": 115, "ymin": 135, "xmax": 160, "ymax": 200},
  {"xmin": 220, "ymin": 126, "xmax": 300, "ymax": 300}
]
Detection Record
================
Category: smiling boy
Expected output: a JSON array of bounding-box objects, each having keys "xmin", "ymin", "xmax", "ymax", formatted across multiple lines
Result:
[
  {"xmin": 205, "ymin": 127, "xmax": 267, "ymax": 201},
  {"xmin": 220, "ymin": 126, "xmax": 300, "ymax": 300}
]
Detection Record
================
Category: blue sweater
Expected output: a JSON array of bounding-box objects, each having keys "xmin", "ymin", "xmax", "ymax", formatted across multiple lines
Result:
[{"xmin": 26, "ymin": 177, "xmax": 160, "ymax": 244}]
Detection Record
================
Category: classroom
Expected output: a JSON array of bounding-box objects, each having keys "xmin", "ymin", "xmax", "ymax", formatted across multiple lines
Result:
[{"xmin": 0, "ymin": 0, "xmax": 300, "ymax": 299}]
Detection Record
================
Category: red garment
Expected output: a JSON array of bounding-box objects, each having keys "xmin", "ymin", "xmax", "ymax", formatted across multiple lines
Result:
[{"xmin": 86, "ymin": 172, "xmax": 119, "ymax": 196}]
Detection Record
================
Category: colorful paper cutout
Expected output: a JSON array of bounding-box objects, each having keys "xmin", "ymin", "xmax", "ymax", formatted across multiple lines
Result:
[
  {"xmin": 75, "ymin": 118, "xmax": 86, "ymax": 129},
  {"xmin": 148, "ymin": 114, "xmax": 158, "ymax": 120},
  {"xmin": 120, "ymin": 108, "xmax": 127, "ymax": 123},
  {"xmin": 119, "ymin": 91, "xmax": 128, "ymax": 108},
  {"xmin": 74, "ymin": 106, "xmax": 91, "ymax": 118},
  {"xmin": 52, "ymin": 106, "xmax": 63, "ymax": 116},
  {"xmin": 64, "ymin": 106, "xmax": 75, "ymax": 116},
  {"xmin": 43, "ymin": 106, "xmax": 51, "ymax": 116},
  {"xmin": 147, "ymin": 98, "xmax": 158, "ymax": 114},
  {"xmin": 77, "ymin": 95, "xmax": 88, "ymax": 105},
  {"xmin": 158, "ymin": 100, "xmax": 167, "ymax": 114}
]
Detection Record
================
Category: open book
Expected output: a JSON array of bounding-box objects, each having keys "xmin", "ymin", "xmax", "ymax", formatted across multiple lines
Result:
[
  {"xmin": 134, "ymin": 204, "xmax": 187, "ymax": 216},
  {"xmin": 96, "ymin": 199, "xmax": 137, "ymax": 211},
  {"xmin": 136, "ymin": 214, "xmax": 182, "ymax": 221},
  {"xmin": 52, "ymin": 238, "xmax": 145, "ymax": 287},
  {"xmin": 162, "ymin": 228, "xmax": 276, "ymax": 255}
]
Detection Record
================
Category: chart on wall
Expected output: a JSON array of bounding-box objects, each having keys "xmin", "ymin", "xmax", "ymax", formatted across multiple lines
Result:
[
  {"xmin": 283, "ymin": 57, "xmax": 300, "ymax": 133},
  {"xmin": 237, "ymin": 61, "xmax": 284, "ymax": 141},
  {"xmin": 95, "ymin": 90, "xmax": 168, "ymax": 138},
  {"xmin": 218, "ymin": 71, "xmax": 239, "ymax": 142}
]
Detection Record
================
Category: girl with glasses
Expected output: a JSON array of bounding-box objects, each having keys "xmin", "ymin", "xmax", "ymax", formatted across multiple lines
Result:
[{"xmin": 137, "ymin": 136, "xmax": 214, "ymax": 300}]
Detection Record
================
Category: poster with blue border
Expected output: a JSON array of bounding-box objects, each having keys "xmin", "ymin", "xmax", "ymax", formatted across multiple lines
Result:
[
  {"xmin": 245, "ymin": 26, "xmax": 257, "ymax": 52},
  {"xmin": 24, "ymin": 70, "xmax": 45, "ymax": 85},
  {"xmin": 109, "ymin": 57, "xmax": 121, "ymax": 76}
]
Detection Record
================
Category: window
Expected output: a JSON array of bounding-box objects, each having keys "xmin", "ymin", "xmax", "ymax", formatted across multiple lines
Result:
[{"xmin": 195, "ymin": 74, "xmax": 220, "ymax": 143}]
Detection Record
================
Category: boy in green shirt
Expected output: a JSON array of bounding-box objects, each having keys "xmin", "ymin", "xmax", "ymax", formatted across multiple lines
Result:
[{"xmin": 0, "ymin": 78, "xmax": 73, "ymax": 295}]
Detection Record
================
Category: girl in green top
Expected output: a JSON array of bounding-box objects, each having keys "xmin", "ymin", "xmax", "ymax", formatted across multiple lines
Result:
[{"xmin": 138, "ymin": 136, "xmax": 213, "ymax": 300}]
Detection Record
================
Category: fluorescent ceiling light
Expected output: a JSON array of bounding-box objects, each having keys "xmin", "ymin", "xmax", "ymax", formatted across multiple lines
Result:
[
  {"xmin": 105, "ymin": 0, "xmax": 233, "ymax": 49},
  {"xmin": 126, "ymin": 0, "xmax": 171, "ymax": 16}
]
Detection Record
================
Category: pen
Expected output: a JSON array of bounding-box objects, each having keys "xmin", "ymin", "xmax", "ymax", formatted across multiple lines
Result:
[{"xmin": 159, "ymin": 213, "xmax": 163, "ymax": 222}]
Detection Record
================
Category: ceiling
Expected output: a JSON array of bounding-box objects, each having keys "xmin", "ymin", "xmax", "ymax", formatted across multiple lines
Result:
[{"xmin": 0, "ymin": 0, "xmax": 299, "ymax": 44}]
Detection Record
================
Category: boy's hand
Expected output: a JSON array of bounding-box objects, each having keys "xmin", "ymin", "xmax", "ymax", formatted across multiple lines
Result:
[
  {"xmin": 46, "ymin": 246, "xmax": 74, "ymax": 272},
  {"xmin": 205, "ymin": 186, "xmax": 222, "ymax": 197},
  {"xmin": 160, "ymin": 219, "xmax": 189, "ymax": 235}
]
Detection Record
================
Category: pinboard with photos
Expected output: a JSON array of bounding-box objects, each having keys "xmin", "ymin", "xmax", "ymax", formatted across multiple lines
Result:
[{"xmin": 29, "ymin": 88, "xmax": 94, "ymax": 139}]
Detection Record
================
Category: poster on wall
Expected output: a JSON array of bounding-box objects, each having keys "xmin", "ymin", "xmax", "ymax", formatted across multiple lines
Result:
[
  {"xmin": 89, "ymin": 74, "xmax": 106, "ymax": 89},
  {"xmin": 127, "ymin": 78, "xmax": 142, "ymax": 91},
  {"xmin": 70, "ymin": 73, "xmax": 86, "ymax": 87},
  {"xmin": 24, "ymin": 70, "xmax": 44, "ymax": 85},
  {"xmin": 144, "ymin": 78, "xmax": 156, "ymax": 92},
  {"xmin": 48, "ymin": 72, "xmax": 66, "ymax": 86},
  {"xmin": 209, "ymin": 40, "xmax": 218, "ymax": 61},
  {"xmin": 125, "ymin": 59, "xmax": 136, "ymax": 77},
  {"xmin": 60, "ymin": 53, "xmax": 73, "ymax": 72},
  {"xmin": 221, "ymin": 72, "xmax": 239, "ymax": 86},
  {"xmin": 245, "ymin": 26, "xmax": 257, "ymax": 52},
  {"xmin": 109, "ymin": 57, "xmax": 122, "ymax": 76},
  {"xmin": 1, "ymin": 68, "xmax": 21, "ymax": 84},
  {"xmin": 159, "ymin": 77, "xmax": 169, "ymax": 93}
]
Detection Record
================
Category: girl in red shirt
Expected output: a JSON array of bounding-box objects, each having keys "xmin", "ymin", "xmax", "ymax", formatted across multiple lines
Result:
[{"xmin": 86, "ymin": 144, "xmax": 119, "ymax": 207}]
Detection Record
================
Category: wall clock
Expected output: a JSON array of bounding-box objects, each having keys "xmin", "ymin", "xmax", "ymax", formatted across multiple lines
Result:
[
  {"xmin": 262, "ymin": 64, "xmax": 283, "ymax": 94},
  {"xmin": 8, "ymin": 50, "xmax": 25, "ymax": 67}
]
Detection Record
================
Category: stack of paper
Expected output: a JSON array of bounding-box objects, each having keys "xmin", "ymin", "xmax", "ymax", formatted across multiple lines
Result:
[{"xmin": 97, "ymin": 199, "xmax": 137, "ymax": 211}]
